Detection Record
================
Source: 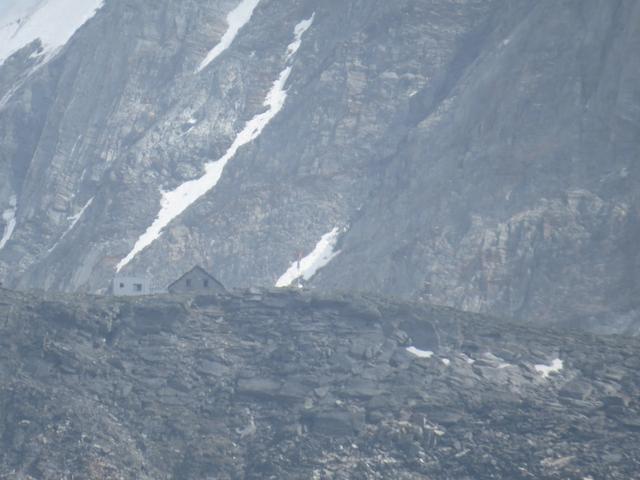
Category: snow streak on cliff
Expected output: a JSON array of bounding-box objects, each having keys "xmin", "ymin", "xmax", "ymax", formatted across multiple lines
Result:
[
  {"xmin": 48, "ymin": 197, "xmax": 94, "ymax": 253},
  {"xmin": 116, "ymin": 14, "xmax": 315, "ymax": 272},
  {"xmin": 197, "ymin": 0, "xmax": 261, "ymax": 72},
  {"xmin": 275, "ymin": 226, "xmax": 341, "ymax": 288},
  {"xmin": 0, "ymin": 0, "xmax": 103, "ymax": 65},
  {"xmin": 0, "ymin": 196, "xmax": 17, "ymax": 251}
]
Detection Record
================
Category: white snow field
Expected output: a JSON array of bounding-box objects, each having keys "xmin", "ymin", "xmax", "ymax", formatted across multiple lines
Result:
[
  {"xmin": 117, "ymin": 15, "xmax": 315, "ymax": 271},
  {"xmin": 0, "ymin": 0, "xmax": 104, "ymax": 66},
  {"xmin": 275, "ymin": 227, "xmax": 341, "ymax": 288},
  {"xmin": 534, "ymin": 358, "xmax": 564, "ymax": 378},
  {"xmin": 0, "ymin": 196, "xmax": 17, "ymax": 250},
  {"xmin": 197, "ymin": 0, "xmax": 261, "ymax": 72}
]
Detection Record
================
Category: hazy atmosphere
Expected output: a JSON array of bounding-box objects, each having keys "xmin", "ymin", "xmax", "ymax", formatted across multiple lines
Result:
[{"xmin": 0, "ymin": 0, "xmax": 638, "ymax": 478}]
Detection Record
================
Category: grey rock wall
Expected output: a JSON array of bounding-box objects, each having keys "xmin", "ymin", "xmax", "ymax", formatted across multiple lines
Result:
[{"xmin": 0, "ymin": 0, "xmax": 638, "ymax": 333}]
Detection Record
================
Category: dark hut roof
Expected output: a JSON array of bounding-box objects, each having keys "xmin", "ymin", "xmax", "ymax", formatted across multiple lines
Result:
[{"xmin": 167, "ymin": 266, "xmax": 225, "ymax": 291}]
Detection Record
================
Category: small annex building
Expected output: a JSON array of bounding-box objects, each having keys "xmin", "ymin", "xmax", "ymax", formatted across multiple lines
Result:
[
  {"xmin": 168, "ymin": 266, "xmax": 226, "ymax": 295},
  {"xmin": 112, "ymin": 275, "xmax": 151, "ymax": 296}
]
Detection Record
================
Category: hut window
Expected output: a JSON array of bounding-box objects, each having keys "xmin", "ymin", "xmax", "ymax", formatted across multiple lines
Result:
[
  {"xmin": 204, "ymin": 280, "xmax": 209, "ymax": 287},
  {"xmin": 134, "ymin": 283, "xmax": 142, "ymax": 292},
  {"xmin": 186, "ymin": 279, "xmax": 192, "ymax": 287}
]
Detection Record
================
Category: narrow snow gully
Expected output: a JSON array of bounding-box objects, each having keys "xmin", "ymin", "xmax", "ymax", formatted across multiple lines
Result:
[
  {"xmin": 116, "ymin": 14, "xmax": 316, "ymax": 272},
  {"xmin": 48, "ymin": 197, "xmax": 94, "ymax": 253},
  {"xmin": 0, "ymin": 196, "xmax": 17, "ymax": 251},
  {"xmin": 275, "ymin": 226, "xmax": 342, "ymax": 288},
  {"xmin": 197, "ymin": 0, "xmax": 261, "ymax": 72}
]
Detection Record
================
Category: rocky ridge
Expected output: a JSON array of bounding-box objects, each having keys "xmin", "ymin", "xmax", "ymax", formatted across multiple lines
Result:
[{"xmin": 0, "ymin": 287, "xmax": 638, "ymax": 478}]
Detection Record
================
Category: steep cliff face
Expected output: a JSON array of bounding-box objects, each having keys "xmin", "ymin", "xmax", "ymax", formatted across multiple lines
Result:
[
  {"xmin": 315, "ymin": 0, "xmax": 640, "ymax": 334},
  {"xmin": 0, "ymin": 288, "xmax": 639, "ymax": 478},
  {"xmin": 0, "ymin": 0, "xmax": 638, "ymax": 332}
]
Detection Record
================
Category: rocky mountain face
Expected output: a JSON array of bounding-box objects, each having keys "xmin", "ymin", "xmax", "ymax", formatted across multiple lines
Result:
[
  {"xmin": 0, "ymin": 0, "xmax": 638, "ymax": 333},
  {"xmin": 0, "ymin": 287, "xmax": 638, "ymax": 478}
]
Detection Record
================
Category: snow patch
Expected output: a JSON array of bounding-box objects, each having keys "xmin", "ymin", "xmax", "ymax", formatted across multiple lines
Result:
[
  {"xmin": 117, "ymin": 14, "xmax": 315, "ymax": 272},
  {"xmin": 535, "ymin": 359, "xmax": 563, "ymax": 378},
  {"xmin": 462, "ymin": 354, "xmax": 475, "ymax": 365},
  {"xmin": 48, "ymin": 197, "xmax": 93, "ymax": 253},
  {"xmin": 441, "ymin": 358, "xmax": 450, "ymax": 366},
  {"xmin": 0, "ymin": 195, "xmax": 17, "ymax": 250},
  {"xmin": 0, "ymin": 0, "xmax": 104, "ymax": 66},
  {"xmin": 197, "ymin": 0, "xmax": 261, "ymax": 72},
  {"xmin": 424, "ymin": 423, "xmax": 445, "ymax": 436},
  {"xmin": 406, "ymin": 347, "xmax": 434, "ymax": 359},
  {"xmin": 275, "ymin": 227, "xmax": 341, "ymax": 288}
]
